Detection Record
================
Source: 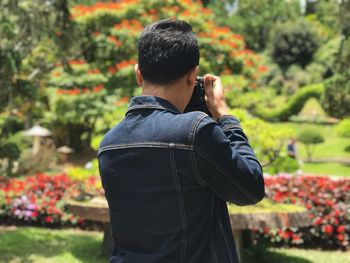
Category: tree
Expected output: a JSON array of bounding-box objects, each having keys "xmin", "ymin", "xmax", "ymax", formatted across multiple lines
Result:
[
  {"xmin": 297, "ymin": 130, "xmax": 324, "ymax": 161},
  {"xmin": 322, "ymin": 0, "xmax": 350, "ymax": 118},
  {"xmin": 211, "ymin": 0, "xmax": 300, "ymax": 51},
  {"xmin": 0, "ymin": 0, "xmax": 77, "ymax": 120},
  {"xmin": 271, "ymin": 19, "xmax": 320, "ymax": 69}
]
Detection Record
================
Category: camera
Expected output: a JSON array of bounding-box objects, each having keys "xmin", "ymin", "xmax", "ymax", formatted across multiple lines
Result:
[{"xmin": 184, "ymin": 76, "xmax": 212, "ymax": 116}]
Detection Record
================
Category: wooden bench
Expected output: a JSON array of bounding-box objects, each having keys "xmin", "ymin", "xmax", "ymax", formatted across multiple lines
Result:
[{"xmin": 67, "ymin": 197, "xmax": 311, "ymax": 262}]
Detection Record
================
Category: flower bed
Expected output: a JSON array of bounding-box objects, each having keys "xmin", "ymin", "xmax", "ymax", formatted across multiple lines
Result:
[
  {"xmin": 1, "ymin": 173, "xmax": 349, "ymax": 250},
  {"xmin": 0, "ymin": 173, "xmax": 102, "ymax": 226},
  {"xmin": 256, "ymin": 174, "xmax": 350, "ymax": 249}
]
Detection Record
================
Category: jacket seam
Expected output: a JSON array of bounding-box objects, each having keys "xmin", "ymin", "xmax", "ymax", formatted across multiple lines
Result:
[
  {"xmin": 98, "ymin": 142, "xmax": 193, "ymax": 155},
  {"xmin": 126, "ymin": 105, "xmax": 180, "ymax": 115},
  {"xmin": 195, "ymin": 148, "xmax": 259, "ymax": 203},
  {"xmin": 189, "ymin": 114, "xmax": 208, "ymax": 145},
  {"xmin": 217, "ymin": 210, "xmax": 234, "ymax": 262},
  {"xmin": 210, "ymin": 238, "xmax": 219, "ymax": 263},
  {"xmin": 190, "ymin": 151, "xmax": 206, "ymax": 187},
  {"xmin": 222, "ymin": 125, "xmax": 243, "ymax": 132},
  {"xmin": 210, "ymin": 195, "xmax": 219, "ymax": 263},
  {"xmin": 170, "ymin": 149, "xmax": 187, "ymax": 263}
]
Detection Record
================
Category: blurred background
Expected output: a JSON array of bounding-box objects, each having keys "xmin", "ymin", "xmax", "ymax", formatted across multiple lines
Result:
[{"xmin": 0, "ymin": 0, "xmax": 350, "ymax": 262}]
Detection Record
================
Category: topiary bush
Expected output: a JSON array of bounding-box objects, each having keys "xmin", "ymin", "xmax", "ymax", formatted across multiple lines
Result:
[
  {"xmin": 271, "ymin": 19, "xmax": 320, "ymax": 69},
  {"xmin": 254, "ymin": 83, "xmax": 324, "ymax": 121},
  {"xmin": 297, "ymin": 129, "xmax": 324, "ymax": 161}
]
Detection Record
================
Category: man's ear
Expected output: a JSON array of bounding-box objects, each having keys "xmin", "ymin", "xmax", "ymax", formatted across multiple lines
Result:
[
  {"xmin": 134, "ymin": 64, "xmax": 142, "ymax": 86},
  {"xmin": 187, "ymin": 66, "xmax": 199, "ymax": 87}
]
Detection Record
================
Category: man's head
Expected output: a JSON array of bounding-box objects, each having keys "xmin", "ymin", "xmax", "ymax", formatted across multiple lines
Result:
[{"xmin": 137, "ymin": 19, "xmax": 200, "ymax": 85}]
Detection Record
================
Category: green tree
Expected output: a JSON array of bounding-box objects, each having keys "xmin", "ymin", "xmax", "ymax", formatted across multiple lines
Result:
[
  {"xmin": 211, "ymin": 0, "xmax": 300, "ymax": 51},
  {"xmin": 271, "ymin": 19, "xmax": 320, "ymax": 69},
  {"xmin": 322, "ymin": 0, "xmax": 350, "ymax": 118},
  {"xmin": 297, "ymin": 130, "xmax": 324, "ymax": 161},
  {"xmin": 0, "ymin": 0, "xmax": 77, "ymax": 118}
]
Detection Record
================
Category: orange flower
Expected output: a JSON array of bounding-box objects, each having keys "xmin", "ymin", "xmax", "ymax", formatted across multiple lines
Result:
[
  {"xmin": 115, "ymin": 59, "xmax": 137, "ymax": 71},
  {"xmin": 258, "ymin": 65, "xmax": 268, "ymax": 73},
  {"xmin": 93, "ymin": 84, "xmax": 104, "ymax": 93},
  {"xmin": 69, "ymin": 60, "xmax": 86, "ymax": 65},
  {"xmin": 115, "ymin": 96, "xmax": 130, "ymax": 106},
  {"xmin": 87, "ymin": 69, "xmax": 101, "ymax": 74},
  {"xmin": 108, "ymin": 36, "xmax": 122, "ymax": 47}
]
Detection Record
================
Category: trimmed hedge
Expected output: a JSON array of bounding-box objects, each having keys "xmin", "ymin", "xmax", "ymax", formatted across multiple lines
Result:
[{"xmin": 254, "ymin": 83, "xmax": 324, "ymax": 121}]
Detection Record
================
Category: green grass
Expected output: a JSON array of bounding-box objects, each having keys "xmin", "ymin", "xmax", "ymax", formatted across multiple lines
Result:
[
  {"xmin": 1, "ymin": 227, "xmax": 350, "ymax": 263},
  {"xmin": 271, "ymin": 122, "xmax": 350, "ymax": 177},
  {"xmin": 244, "ymin": 246, "xmax": 350, "ymax": 263},
  {"xmin": 228, "ymin": 199, "xmax": 305, "ymax": 214},
  {"xmin": 272, "ymin": 122, "xmax": 350, "ymax": 159},
  {"xmin": 302, "ymin": 162, "xmax": 350, "ymax": 177},
  {"xmin": 0, "ymin": 227, "xmax": 105, "ymax": 263}
]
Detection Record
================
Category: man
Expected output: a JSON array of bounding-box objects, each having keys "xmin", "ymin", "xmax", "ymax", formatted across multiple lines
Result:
[{"xmin": 98, "ymin": 19, "xmax": 265, "ymax": 263}]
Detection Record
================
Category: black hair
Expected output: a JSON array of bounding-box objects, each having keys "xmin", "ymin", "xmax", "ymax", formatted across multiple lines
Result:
[{"xmin": 137, "ymin": 18, "xmax": 199, "ymax": 85}]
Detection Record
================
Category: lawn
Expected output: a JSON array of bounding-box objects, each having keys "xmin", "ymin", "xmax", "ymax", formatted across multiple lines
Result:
[
  {"xmin": 0, "ymin": 227, "xmax": 105, "ymax": 263},
  {"xmin": 1, "ymin": 227, "xmax": 350, "ymax": 263},
  {"xmin": 272, "ymin": 122, "xmax": 350, "ymax": 159},
  {"xmin": 302, "ymin": 162, "xmax": 350, "ymax": 177},
  {"xmin": 271, "ymin": 122, "xmax": 350, "ymax": 177},
  {"xmin": 228, "ymin": 199, "xmax": 305, "ymax": 214},
  {"xmin": 245, "ymin": 246, "xmax": 350, "ymax": 263}
]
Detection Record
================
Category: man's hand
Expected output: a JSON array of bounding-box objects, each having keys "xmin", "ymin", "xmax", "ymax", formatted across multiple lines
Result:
[{"xmin": 204, "ymin": 74, "xmax": 229, "ymax": 121}]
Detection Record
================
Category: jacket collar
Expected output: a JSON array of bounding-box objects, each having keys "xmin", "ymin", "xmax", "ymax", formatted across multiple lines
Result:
[{"xmin": 126, "ymin": 96, "xmax": 181, "ymax": 115}]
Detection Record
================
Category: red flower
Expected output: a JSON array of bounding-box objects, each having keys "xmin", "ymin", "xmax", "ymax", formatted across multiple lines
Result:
[
  {"xmin": 314, "ymin": 217, "xmax": 323, "ymax": 225},
  {"xmin": 45, "ymin": 216, "xmax": 53, "ymax": 223},
  {"xmin": 337, "ymin": 225, "xmax": 345, "ymax": 233},
  {"xmin": 322, "ymin": 224, "xmax": 333, "ymax": 235},
  {"xmin": 337, "ymin": 234, "xmax": 345, "ymax": 241}
]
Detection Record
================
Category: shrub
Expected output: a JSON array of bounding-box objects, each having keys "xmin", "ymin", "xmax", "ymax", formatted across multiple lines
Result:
[
  {"xmin": 254, "ymin": 83, "xmax": 324, "ymax": 121},
  {"xmin": 297, "ymin": 129, "xmax": 324, "ymax": 161},
  {"xmin": 266, "ymin": 155, "xmax": 299, "ymax": 175},
  {"xmin": 335, "ymin": 118, "xmax": 350, "ymax": 138},
  {"xmin": 271, "ymin": 19, "xmax": 320, "ymax": 69}
]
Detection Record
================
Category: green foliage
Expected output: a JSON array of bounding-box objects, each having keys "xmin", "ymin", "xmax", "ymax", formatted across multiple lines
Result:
[
  {"xmin": 310, "ymin": 37, "xmax": 341, "ymax": 77},
  {"xmin": 266, "ymin": 155, "xmax": 299, "ymax": 175},
  {"xmin": 335, "ymin": 118, "xmax": 350, "ymax": 138},
  {"xmin": 228, "ymin": 108, "xmax": 250, "ymax": 123},
  {"xmin": 242, "ymin": 117, "xmax": 295, "ymax": 169},
  {"xmin": 45, "ymin": 88, "xmax": 116, "ymax": 151},
  {"xmin": 211, "ymin": 0, "xmax": 300, "ymax": 51},
  {"xmin": 271, "ymin": 19, "xmax": 320, "ymax": 68},
  {"xmin": 315, "ymin": 1, "xmax": 340, "ymax": 37},
  {"xmin": 71, "ymin": 0, "xmax": 268, "ymax": 91},
  {"xmin": 322, "ymin": 38, "xmax": 350, "ymax": 119},
  {"xmin": 297, "ymin": 129, "xmax": 324, "ymax": 161},
  {"xmin": 345, "ymin": 145, "xmax": 350, "ymax": 153},
  {"xmin": 297, "ymin": 129, "xmax": 324, "ymax": 145},
  {"xmin": 0, "ymin": 0, "xmax": 76, "ymax": 113},
  {"xmin": 255, "ymin": 84, "xmax": 324, "ymax": 121}
]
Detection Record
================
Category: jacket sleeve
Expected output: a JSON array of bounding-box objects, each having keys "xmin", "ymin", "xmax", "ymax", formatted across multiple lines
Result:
[{"xmin": 193, "ymin": 115, "xmax": 265, "ymax": 205}]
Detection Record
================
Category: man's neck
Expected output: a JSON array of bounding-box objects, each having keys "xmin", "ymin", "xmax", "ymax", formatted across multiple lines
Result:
[{"xmin": 141, "ymin": 82, "xmax": 189, "ymax": 113}]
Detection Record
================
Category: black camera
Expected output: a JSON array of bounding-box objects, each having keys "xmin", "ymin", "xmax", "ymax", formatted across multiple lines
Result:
[{"xmin": 184, "ymin": 76, "xmax": 212, "ymax": 116}]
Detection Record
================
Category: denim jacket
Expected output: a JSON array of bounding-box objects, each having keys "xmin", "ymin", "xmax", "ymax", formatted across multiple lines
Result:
[{"xmin": 98, "ymin": 96, "xmax": 265, "ymax": 263}]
